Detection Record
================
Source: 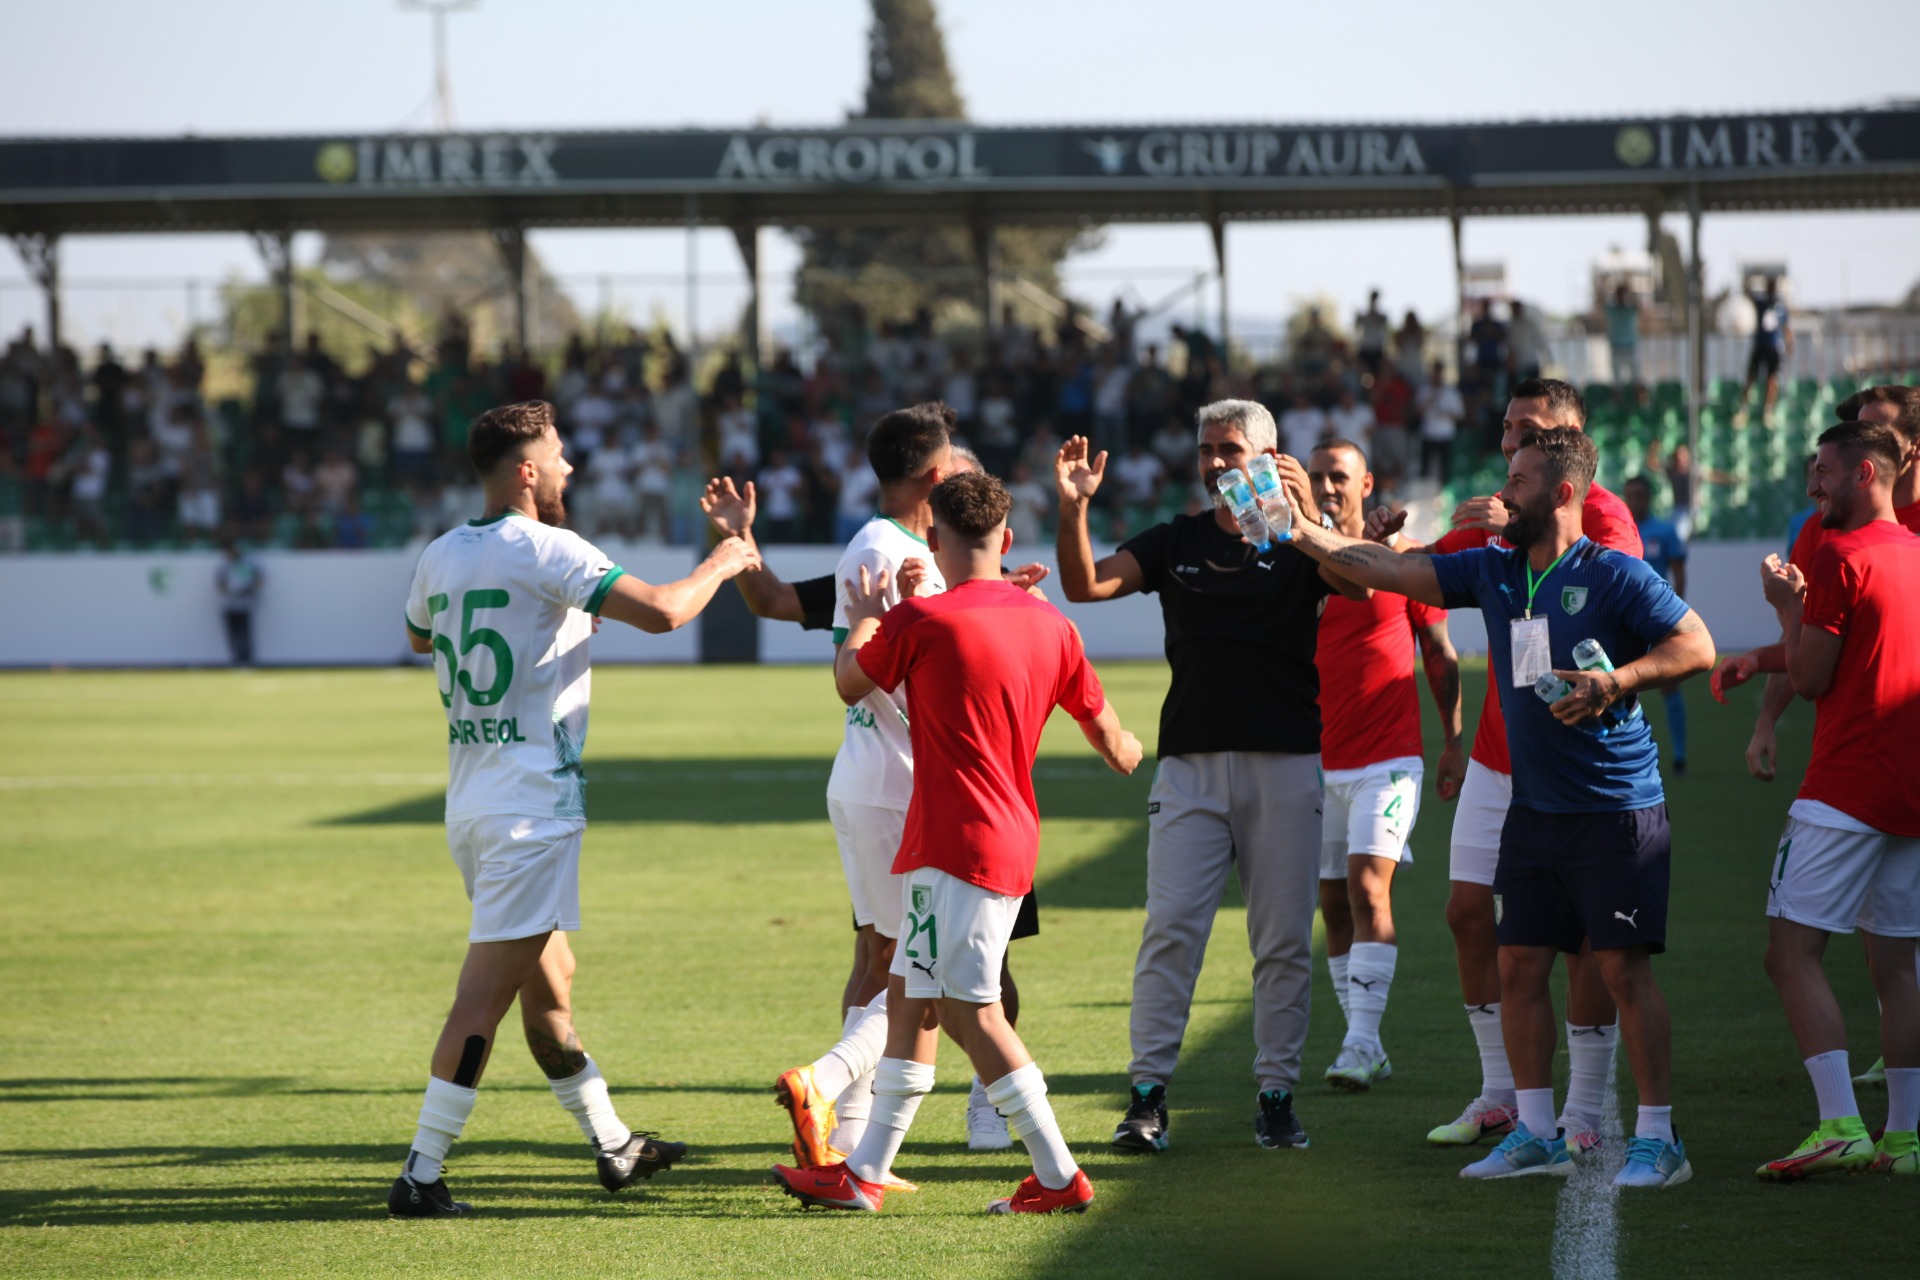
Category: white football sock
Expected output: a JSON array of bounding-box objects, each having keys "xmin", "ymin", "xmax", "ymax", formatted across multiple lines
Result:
[
  {"xmin": 1805, "ymin": 1050, "xmax": 1858, "ymax": 1121},
  {"xmin": 845, "ymin": 1057, "xmax": 934, "ymax": 1185},
  {"xmin": 986, "ymin": 1062, "xmax": 1077, "ymax": 1191},
  {"xmin": 1328, "ymin": 951, "xmax": 1352, "ymax": 1023},
  {"xmin": 1562, "ymin": 1021, "xmax": 1617, "ymax": 1129},
  {"xmin": 1635, "ymin": 1104, "xmax": 1674, "ymax": 1144},
  {"xmin": 547, "ymin": 1057, "xmax": 630, "ymax": 1152},
  {"xmin": 1886, "ymin": 1067, "xmax": 1920, "ymax": 1133},
  {"xmin": 1516, "ymin": 1087, "xmax": 1557, "ymax": 1138},
  {"xmin": 1468, "ymin": 1004, "xmax": 1515, "ymax": 1105},
  {"xmin": 813, "ymin": 992, "xmax": 889, "ymax": 1102},
  {"xmin": 830, "ymin": 1071, "xmax": 873, "ymax": 1152},
  {"xmin": 405, "ymin": 1076, "xmax": 477, "ymax": 1184},
  {"xmin": 968, "ymin": 1074, "xmax": 991, "ymax": 1110},
  {"xmin": 1343, "ymin": 942, "xmax": 1396, "ymax": 1052}
]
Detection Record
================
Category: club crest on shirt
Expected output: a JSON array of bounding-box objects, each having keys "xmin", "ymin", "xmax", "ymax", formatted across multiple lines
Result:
[{"xmin": 1561, "ymin": 586, "xmax": 1589, "ymax": 615}]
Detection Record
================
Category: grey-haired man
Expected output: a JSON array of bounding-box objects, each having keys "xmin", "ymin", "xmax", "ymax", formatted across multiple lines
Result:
[{"xmin": 1055, "ymin": 399, "xmax": 1364, "ymax": 1151}]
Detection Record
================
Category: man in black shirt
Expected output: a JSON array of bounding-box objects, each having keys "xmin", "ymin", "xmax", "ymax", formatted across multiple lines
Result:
[{"xmin": 1056, "ymin": 399, "xmax": 1364, "ymax": 1152}]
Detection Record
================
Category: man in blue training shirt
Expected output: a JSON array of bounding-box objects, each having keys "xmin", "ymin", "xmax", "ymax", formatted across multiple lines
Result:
[
  {"xmin": 1278, "ymin": 429, "xmax": 1717, "ymax": 1189},
  {"xmin": 1623, "ymin": 475, "xmax": 1690, "ymax": 776}
]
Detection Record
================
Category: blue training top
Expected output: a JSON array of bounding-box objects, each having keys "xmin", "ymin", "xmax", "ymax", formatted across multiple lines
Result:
[
  {"xmin": 1432, "ymin": 537, "xmax": 1689, "ymax": 814},
  {"xmin": 1636, "ymin": 515, "xmax": 1687, "ymax": 586}
]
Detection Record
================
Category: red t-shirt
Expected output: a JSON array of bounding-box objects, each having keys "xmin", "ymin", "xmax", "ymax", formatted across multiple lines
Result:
[
  {"xmin": 1797, "ymin": 520, "xmax": 1920, "ymax": 836},
  {"xmin": 856, "ymin": 579, "xmax": 1107, "ymax": 896},
  {"xmin": 1788, "ymin": 499, "xmax": 1920, "ymax": 568},
  {"xmin": 1316, "ymin": 591, "xmax": 1445, "ymax": 771},
  {"xmin": 1434, "ymin": 482, "xmax": 1644, "ymax": 775}
]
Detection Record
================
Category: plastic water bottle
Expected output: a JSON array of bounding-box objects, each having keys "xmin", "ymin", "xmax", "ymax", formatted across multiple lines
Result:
[
  {"xmin": 1534, "ymin": 671, "xmax": 1610, "ymax": 737},
  {"xmin": 1244, "ymin": 453, "xmax": 1294, "ymax": 543},
  {"xmin": 1217, "ymin": 469, "xmax": 1274, "ymax": 551},
  {"xmin": 1573, "ymin": 638, "xmax": 1640, "ymax": 726}
]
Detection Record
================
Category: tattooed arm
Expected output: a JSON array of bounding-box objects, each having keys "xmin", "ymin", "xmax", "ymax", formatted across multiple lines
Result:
[
  {"xmin": 1546, "ymin": 610, "xmax": 1717, "ymax": 727},
  {"xmin": 1287, "ymin": 515, "xmax": 1447, "ymax": 607}
]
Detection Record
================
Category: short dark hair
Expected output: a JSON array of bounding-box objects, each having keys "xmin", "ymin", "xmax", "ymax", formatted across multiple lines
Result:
[
  {"xmin": 1623, "ymin": 474, "xmax": 1653, "ymax": 495},
  {"xmin": 1816, "ymin": 420, "xmax": 1905, "ymax": 486},
  {"xmin": 1837, "ymin": 384, "xmax": 1920, "ymax": 446},
  {"xmin": 1311, "ymin": 437, "xmax": 1370, "ymax": 469},
  {"xmin": 929, "ymin": 470, "xmax": 1012, "ymax": 540},
  {"xmin": 866, "ymin": 401, "xmax": 955, "ymax": 486},
  {"xmin": 1516, "ymin": 427, "xmax": 1597, "ymax": 496},
  {"xmin": 469, "ymin": 401, "xmax": 554, "ymax": 478},
  {"xmin": 1509, "ymin": 377, "xmax": 1587, "ymax": 429}
]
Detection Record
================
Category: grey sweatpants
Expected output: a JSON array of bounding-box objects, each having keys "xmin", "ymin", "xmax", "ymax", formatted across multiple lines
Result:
[{"xmin": 1127, "ymin": 751, "xmax": 1323, "ymax": 1095}]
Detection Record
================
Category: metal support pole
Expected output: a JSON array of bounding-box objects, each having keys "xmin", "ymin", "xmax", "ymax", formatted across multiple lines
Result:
[
  {"xmin": 8, "ymin": 232, "xmax": 61, "ymax": 352},
  {"xmin": 490, "ymin": 224, "xmax": 529, "ymax": 355},
  {"xmin": 1207, "ymin": 212, "xmax": 1229, "ymax": 361},
  {"xmin": 731, "ymin": 222, "xmax": 765, "ymax": 369},
  {"xmin": 1447, "ymin": 195, "xmax": 1466, "ymax": 361},
  {"xmin": 1685, "ymin": 183, "xmax": 1704, "ymax": 530},
  {"xmin": 249, "ymin": 228, "xmax": 296, "ymax": 358},
  {"xmin": 970, "ymin": 217, "xmax": 998, "ymax": 334},
  {"xmin": 684, "ymin": 196, "xmax": 700, "ymax": 363}
]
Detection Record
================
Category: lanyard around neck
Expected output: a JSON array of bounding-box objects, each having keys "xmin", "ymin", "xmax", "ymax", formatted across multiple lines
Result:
[{"xmin": 1523, "ymin": 544, "xmax": 1575, "ymax": 619}]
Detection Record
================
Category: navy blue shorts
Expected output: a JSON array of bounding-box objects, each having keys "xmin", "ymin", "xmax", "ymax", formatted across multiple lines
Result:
[{"xmin": 1495, "ymin": 805, "xmax": 1670, "ymax": 954}]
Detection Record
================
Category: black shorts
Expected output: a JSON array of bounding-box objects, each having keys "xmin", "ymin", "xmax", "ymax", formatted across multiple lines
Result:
[
  {"xmin": 1747, "ymin": 345, "xmax": 1782, "ymax": 379},
  {"xmin": 1495, "ymin": 804, "xmax": 1670, "ymax": 954},
  {"xmin": 854, "ymin": 888, "xmax": 1039, "ymax": 940}
]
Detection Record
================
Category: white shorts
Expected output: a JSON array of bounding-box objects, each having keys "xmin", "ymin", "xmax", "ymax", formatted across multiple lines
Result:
[
  {"xmin": 446, "ymin": 814, "xmax": 584, "ymax": 943},
  {"xmin": 1320, "ymin": 756, "xmax": 1422, "ymax": 879},
  {"xmin": 890, "ymin": 866, "xmax": 1023, "ymax": 1003},
  {"xmin": 1767, "ymin": 803, "xmax": 1920, "ymax": 937},
  {"xmin": 1448, "ymin": 759, "xmax": 1513, "ymax": 887},
  {"xmin": 828, "ymin": 797, "xmax": 906, "ymax": 939}
]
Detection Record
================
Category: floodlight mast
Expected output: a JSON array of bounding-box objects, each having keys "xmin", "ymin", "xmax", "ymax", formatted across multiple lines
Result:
[{"xmin": 399, "ymin": 0, "xmax": 479, "ymax": 132}]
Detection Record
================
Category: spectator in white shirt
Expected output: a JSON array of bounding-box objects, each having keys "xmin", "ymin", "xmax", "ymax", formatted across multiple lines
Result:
[
  {"xmin": 1416, "ymin": 360, "xmax": 1464, "ymax": 484},
  {"xmin": 633, "ymin": 423, "xmax": 675, "ymax": 543},
  {"xmin": 1327, "ymin": 387, "xmax": 1374, "ymax": 447},
  {"xmin": 1507, "ymin": 299, "xmax": 1549, "ymax": 382},
  {"xmin": 1279, "ymin": 391, "xmax": 1330, "ymax": 462},
  {"xmin": 835, "ymin": 454, "xmax": 879, "ymax": 543},
  {"xmin": 756, "ymin": 448, "xmax": 806, "ymax": 543},
  {"xmin": 1113, "ymin": 441, "xmax": 1166, "ymax": 509}
]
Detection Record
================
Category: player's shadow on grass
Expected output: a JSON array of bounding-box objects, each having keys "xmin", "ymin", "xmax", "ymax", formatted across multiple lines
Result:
[{"xmin": 324, "ymin": 754, "xmax": 1158, "ymax": 829}]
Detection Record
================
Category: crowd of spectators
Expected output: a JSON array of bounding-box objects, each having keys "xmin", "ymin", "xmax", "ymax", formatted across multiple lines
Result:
[{"xmin": 0, "ymin": 287, "xmax": 1514, "ymax": 554}]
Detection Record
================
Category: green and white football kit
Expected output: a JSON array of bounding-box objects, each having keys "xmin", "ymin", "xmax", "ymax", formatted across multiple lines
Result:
[
  {"xmin": 825, "ymin": 516, "xmax": 944, "ymax": 939},
  {"xmin": 1319, "ymin": 757, "xmax": 1423, "ymax": 879},
  {"xmin": 405, "ymin": 510, "xmax": 623, "ymax": 942}
]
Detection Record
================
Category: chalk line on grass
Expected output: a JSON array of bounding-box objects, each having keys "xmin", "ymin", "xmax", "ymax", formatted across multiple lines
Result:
[{"xmin": 1551, "ymin": 1059, "xmax": 1625, "ymax": 1280}]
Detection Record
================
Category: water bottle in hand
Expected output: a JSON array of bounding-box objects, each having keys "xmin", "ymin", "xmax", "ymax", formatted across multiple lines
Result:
[
  {"xmin": 1244, "ymin": 453, "xmax": 1294, "ymax": 543},
  {"xmin": 1217, "ymin": 469, "xmax": 1274, "ymax": 551},
  {"xmin": 1572, "ymin": 638, "xmax": 1639, "ymax": 726},
  {"xmin": 1536, "ymin": 670, "xmax": 1609, "ymax": 737}
]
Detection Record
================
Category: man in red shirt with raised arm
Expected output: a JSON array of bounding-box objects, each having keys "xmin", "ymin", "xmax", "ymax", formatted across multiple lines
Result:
[{"xmin": 773, "ymin": 470, "xmax": 1143, "ymax": 1216}]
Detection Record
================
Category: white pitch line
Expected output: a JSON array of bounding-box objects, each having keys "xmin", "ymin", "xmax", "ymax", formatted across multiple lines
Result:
[{"xmin": 1551, "ymin": 1060, "xmax": 1625, "ymax": 1280}]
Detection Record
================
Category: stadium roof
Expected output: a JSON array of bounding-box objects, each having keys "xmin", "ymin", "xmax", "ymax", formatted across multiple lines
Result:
[{"xmin": 3, "ymin": 107, "xmax": 1919, "ymax": 235}]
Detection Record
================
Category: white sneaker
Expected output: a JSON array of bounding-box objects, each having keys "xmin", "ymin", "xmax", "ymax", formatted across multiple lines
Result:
[{"xmin": 967, "ymin": 1102, "xmax": 1013, "ymax": 1151}]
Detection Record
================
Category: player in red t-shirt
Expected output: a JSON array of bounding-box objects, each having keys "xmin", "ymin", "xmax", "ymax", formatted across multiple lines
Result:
[
  {"xmin": 1368, "ymin": 379, "xmax": 1645, "ymax": 1150},
  {"xmin": 1710, "ymin": 386, "xmax": 1920, "ymax": 781},
  {"xmin": 1309, "ymin": 440, "xmax": 1465, "ymax": 1091},
  {"xmin": 773, "ymin": 471, "xmax": 1143, "ymax": 1217},
  {"xmin": 1753, "ymin": 419, "xmax": 1920, "ymax": 1180}
]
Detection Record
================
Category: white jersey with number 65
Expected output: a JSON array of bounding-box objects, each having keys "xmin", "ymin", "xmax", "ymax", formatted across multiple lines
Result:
[{"xmin": 405, "ymin": 510, "xmax": 625, "ymax": 823}]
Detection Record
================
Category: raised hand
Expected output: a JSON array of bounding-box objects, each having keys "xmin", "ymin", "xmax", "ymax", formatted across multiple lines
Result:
[
  {"xmin": 1271, "ymin": 451, "xmax": 1315, "ymax": 524},
  {"xmin": 897, "ymin": 556, "xmax": 932, "ymax": 599},
  {"xmin": 700, "ymin": 476, "xmax": 756, "ymax": 539},
  {"xmin": 1007, "ymin": 562, "xmax": 1051, "ymax": 599},
  {"xmin": 1451, "ymin": 495, "xmax": 1508, "ymax": 534},
  {"xmin": 844, "ymin": 563, "xmax": 892, "ymax": 625},
  {"xmin": 1760, "ymin": 554, "xmax": 1805, "ymax": 612},
  {"xmin": 1709, "ymin": 651, "xmax": 1760, "ymax": 703},
  {"xmin": 1365, "ymin": 506, "xmax": 1409, "ymax": 545},
  {"xmin": 1056, "ymin": 435, "xmax": 1108, "ymax": 504}
]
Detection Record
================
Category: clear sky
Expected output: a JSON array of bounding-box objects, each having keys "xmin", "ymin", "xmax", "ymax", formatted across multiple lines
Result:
[{"xmin": 4, "ymin": 0, "xmax": 1918, "ymax": 351}]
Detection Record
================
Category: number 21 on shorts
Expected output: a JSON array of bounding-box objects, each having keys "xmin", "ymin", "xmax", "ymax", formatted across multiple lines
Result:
[{"xmin": 904, "ymin": 883, "xmax": 938, "ymax": 965}]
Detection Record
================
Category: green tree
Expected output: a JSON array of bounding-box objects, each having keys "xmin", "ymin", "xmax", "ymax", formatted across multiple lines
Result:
[{"xmin": 795, "ymin": 0, "xmax": 1096, "ymax": 340}]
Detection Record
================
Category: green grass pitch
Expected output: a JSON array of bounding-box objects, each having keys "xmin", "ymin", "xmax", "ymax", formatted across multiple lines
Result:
[{"xmin": 0, "ymin": 661, "xmax": 1907, "ymax": 1278}]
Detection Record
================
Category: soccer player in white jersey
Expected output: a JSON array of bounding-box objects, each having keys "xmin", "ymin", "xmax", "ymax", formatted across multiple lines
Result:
[
  {"xmin": 388, "ymin": 401, "xmax": 759, "ymax": 1217},
  {"xmin": 773, "ymin": 403, "xmax": 957, "ymax": 1182}
]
